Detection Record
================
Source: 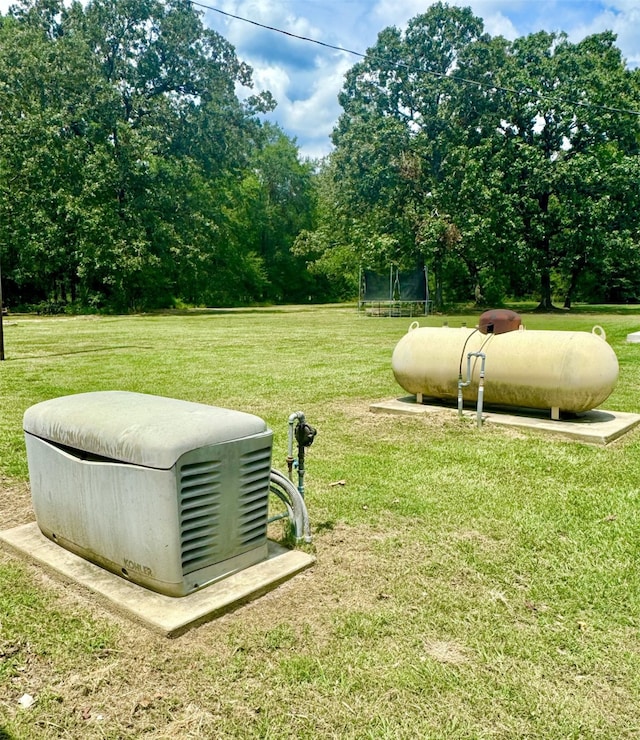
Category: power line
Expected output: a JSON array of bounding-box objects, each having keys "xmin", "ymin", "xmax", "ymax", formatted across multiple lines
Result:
[
  {"xmin": 191, "ymin": 1, "xmax": 366, "ymax": 58},
  {"xmin": 191, "ymin": 0, "xmax": 640, "ymax": 118}
]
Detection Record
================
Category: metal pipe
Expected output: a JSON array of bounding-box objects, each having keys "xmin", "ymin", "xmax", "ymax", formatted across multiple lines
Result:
[
  {"xmin": 270, "ymin": 468, "xmax": 312, "ymax": 543},
  {"xmin": 287, "ymin": 411, "xmax": 305, "ymax": 495},
  {"xmin": 458, "ymin": 352, "xmax": 486, "ymax": 427},
  {"xmin": 467, "ymin": 352, "xmax": 486, "ymax": 428},
  {"xmin": 296, "ymin": 431, "xmax": 306, "ymax": 498},
  {"xmin": 457, "ymin": 374, "xmax": 466, "ymax": 417},
  {"xmin": 457, "ymin": 362, "xmax": 472, "ymax": 417},
  {"xmin": 475, "ymin": 353, "xmax": 486, "ymax": 428},
  {"xmin": 288, "ymin": 411, "xmax": 305, "ymax": 459}
]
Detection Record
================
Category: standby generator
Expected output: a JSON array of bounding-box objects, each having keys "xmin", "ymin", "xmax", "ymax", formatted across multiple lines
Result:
[{"xmin": 23, "ymin": 391, "xmax": 273, "ymax": 597}]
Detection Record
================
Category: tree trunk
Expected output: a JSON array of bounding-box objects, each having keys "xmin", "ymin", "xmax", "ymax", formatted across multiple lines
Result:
[
  {"xmin": 563, "ymin": 264, "xmax": 583, "ymax": 309},
  {"xmin": 434, "ymin": 267, "xmax": 443, "ymax": 310},
  {"xmin": 533, "ymin": 193, "xmax": 556, "ymax": 312},
  {"xmin": 535, "ymin": 268, "xmax": 555, "ymax": 311}
]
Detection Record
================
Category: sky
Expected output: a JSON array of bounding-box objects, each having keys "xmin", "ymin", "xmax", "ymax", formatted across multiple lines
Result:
[
  {"xmin": 2, "ymin": 0, "xmax": 639, "ymax": 158},
  {"xmin": 201, "ymin": 0, "xmax": 640, "ymax": 159}
]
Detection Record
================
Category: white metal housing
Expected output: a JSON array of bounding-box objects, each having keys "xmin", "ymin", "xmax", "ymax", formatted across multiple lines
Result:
[{"xmin": 24, "ymin": 392, "xmax": 273, "ymax": 597}]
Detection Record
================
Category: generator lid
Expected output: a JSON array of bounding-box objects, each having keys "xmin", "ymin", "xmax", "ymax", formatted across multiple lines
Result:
[{"xmin": 23, "ymin": 391, "xmax": 271, "ymax": 470}]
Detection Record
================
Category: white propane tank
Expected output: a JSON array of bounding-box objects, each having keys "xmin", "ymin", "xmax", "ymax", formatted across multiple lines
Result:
[{"xmin": 392, "ymin": 324, "xmax": 619, "ymax": 415}]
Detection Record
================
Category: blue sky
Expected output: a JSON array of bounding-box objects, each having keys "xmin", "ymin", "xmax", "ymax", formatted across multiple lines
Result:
[
  {"xmin": 2, "ymin": 0, "xmax": 638, "ymax": 158},
  {"xmin": 202, "ymin": 0, "xmax": 640, "ymax": 159}
]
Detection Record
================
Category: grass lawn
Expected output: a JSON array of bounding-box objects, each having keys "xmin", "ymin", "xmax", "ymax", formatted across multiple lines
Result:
[{"xmin": 1, "ymin": 305, "xmax": 640, "ymax": 738}]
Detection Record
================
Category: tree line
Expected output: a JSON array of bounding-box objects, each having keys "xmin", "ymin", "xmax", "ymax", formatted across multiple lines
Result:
[
  {"xmin": 296, "ymin": 3, "xmax": 640, "ymax": 310},
  {"xmin": 0, "ymin": 0, "xmax": 332, "ymax": 312},
  {"xmin": 1, "ymin": 1, "xmax": 639, "ymax": 313}
]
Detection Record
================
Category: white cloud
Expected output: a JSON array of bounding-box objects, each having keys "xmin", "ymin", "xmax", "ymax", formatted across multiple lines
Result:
[
  {"xmin": 247, "ymin": 51, "xmax": 351, "ymax": 159},
  {"xmin": 282, "ymin": 56, "xmax": 352, "ymax": 157},
  {"xmin": 2, "ymin": 0, "xmax": 638, "ymax": 157},
  {"xmin": 213, "ymin": 0, "xmax": 324, "ymax": 51},
  {"xmin": 208, "ymin": 1, "xmax": 358, "ymax": 158},
  {"xmin": 245, "ymin": 62, "xmax": 290, "ymax": 106},
  {"xmin": 565, "ymin": 5, "xmax": 640, "ymax": 67},
  {"xmin": 372, "ymin": 0, "xmax": 521, "ymax": 34},
  {"xmin": 479, "ymin": 12, "xmax": 519, "ymax": 40},
  {"xmin": 371, "ymin": 0, "xmax": 423, "ymax": 29}
]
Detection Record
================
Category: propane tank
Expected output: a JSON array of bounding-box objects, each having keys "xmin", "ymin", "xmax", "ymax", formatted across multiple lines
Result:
[{"xmin": 392, "ymin": 323, "xmax": 619, "ymax": 416}]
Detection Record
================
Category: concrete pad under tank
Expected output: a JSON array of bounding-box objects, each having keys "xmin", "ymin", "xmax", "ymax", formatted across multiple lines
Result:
[{"xmin": 369, "ymin": 397, "xmax": 640, "ymax": 445}]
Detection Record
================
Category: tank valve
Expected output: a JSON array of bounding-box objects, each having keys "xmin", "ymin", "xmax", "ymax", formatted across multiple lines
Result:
[
  {"xmin": 295, "ymin": 422, "xmax": 317, "ymax": 448},
  {"xmin": 287, "ymin": 412, "xmax": 317, "ymax": 498}
]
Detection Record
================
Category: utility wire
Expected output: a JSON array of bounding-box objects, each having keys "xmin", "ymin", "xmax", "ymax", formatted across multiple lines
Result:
[
  {"xmin": 191, "ymin": 1, "xmax": 366, "ymax": 58},
  {"xmin": 191, "ymin": 0, "xmax": 640, "ymax": 117}
]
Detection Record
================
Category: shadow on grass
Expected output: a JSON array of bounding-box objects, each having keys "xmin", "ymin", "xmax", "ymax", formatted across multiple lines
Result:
[
  {"xmin": 5, "ymin": 345, "xmax": 153, "ymax": 361},
  {"xmin": 314, "ymin": 519, "xmax": 337, "ymax": 534}
]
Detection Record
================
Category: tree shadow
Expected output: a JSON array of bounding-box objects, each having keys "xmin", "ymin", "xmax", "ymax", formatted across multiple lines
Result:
[{"xmin": 5, "ymin": 345, "xmax": 152, "ymax": 360}]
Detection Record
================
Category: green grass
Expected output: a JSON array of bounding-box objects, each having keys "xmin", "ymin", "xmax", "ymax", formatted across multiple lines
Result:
[{"xmin": 2, "ymin": 305, "xmax": 640, "ymax": 738}]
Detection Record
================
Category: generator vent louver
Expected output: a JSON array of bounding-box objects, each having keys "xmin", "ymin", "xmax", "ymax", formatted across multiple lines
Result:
[
  {"xmin": 237, "ymin": 446, "xmax": 271, "ymax": 547},
  {"xmin": 179, "ymin": 460, "xmax": 223, "ymax": 573}
]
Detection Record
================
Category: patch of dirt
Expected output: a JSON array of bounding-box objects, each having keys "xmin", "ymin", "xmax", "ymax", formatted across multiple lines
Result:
[
  {"xmin": 328, "ymin": 398, "xmax": 459, "ymax": 430},
  {"xmin": 0, "ymin": 475, "xmax": 34, "ymax": 529},
  {"xmin": 422, "ymin": 639, "xmax": 470, "ymax": 665}
]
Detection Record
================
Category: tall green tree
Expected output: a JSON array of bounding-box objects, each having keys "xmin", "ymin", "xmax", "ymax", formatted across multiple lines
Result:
[
  {"xmin": 0, "ymin": 0, "xmax": 281, "ymax": 311},
  {"xmin": 240, "ymin": 123, "xmax": 318, "ymax": 303},
  {"xmin": 308, "ymin": 3, "xmax": 640, "ymax": 309},
  {"xmin": 328, "ymin": 3, "xmax": 487, "ymax": 308},
  {"xmin": 0, "ymin": 7, "xmax": 114, "ymax": 305},
  {"xmin": 485, "ymin": 31, "xmax": 640, "ymax": 309},
  {"xmin": 292, "ymin": 155, "xmax": 362, "ymax": 301}
]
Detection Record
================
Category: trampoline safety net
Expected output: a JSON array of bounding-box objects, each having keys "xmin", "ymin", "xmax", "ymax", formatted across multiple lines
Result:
[{"xmin": 359, "ymin": 267, "xmax": 429, "ymax": 316}]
